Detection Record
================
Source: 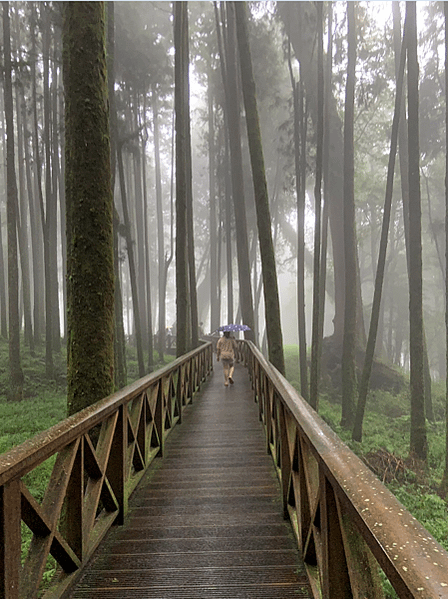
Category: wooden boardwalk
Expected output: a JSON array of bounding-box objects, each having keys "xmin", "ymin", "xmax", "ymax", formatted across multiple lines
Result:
[{"xmin": 70, "ymin": 360, "xmax": 312, "ymax": 598}]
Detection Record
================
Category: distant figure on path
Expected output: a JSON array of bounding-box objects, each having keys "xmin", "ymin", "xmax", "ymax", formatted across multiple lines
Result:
[{"xmin": 216, "ymin": 331, "xmax": 237, "ymax": 387}]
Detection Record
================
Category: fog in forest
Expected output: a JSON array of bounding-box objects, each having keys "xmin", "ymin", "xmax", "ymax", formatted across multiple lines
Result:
[{"xmin": 1, "ymin": 0, "xmax": 447, "ymax": 387}]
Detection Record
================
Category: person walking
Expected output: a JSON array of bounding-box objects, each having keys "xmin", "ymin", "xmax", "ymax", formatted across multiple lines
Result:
[{"xmin": 216, "ymin": 331, "xmax": 237, "ymax": 386}]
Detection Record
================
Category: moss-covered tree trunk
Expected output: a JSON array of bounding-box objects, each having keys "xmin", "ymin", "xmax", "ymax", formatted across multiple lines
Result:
[
  {"xmin": 3, "ymin": 1, "xmax": 24, "ymax": 402},
  {"xmin": 406, "ymin": 1, "xmax": 427, "ymax": 461},
  {"xmin": 63, "ymin": 2, "xmax": 115, "ymax": 416},
  {"xmin": 232, "ymin": 2, "xmax": 284, "ymax": 374}
]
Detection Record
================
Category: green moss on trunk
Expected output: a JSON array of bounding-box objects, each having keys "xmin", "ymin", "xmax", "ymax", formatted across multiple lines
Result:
[{"xmin": 63, "ymin": 2, "xmax": 115, "ymax": 415}]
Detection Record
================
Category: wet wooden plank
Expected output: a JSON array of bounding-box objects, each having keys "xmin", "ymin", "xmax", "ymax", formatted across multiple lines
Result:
[{"xmin": 70, "ymin": 362, "xmax": 312, "ymax": 599}]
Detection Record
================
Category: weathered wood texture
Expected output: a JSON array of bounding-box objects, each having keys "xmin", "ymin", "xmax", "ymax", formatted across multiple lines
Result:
[
  {"xmin": 0, "ymin": 343, "xmax": 212, "ymax": 599},
  {"xmin": 70, "ymin": 360, "xmax": 312, "ymax": 598},
  {"xmin": 3, "ymin": 340, "xmax": 448, "ymax": 598},
  {"xmin": 239, "ymin": 341, "xmax": 448, "ymax": 598}
]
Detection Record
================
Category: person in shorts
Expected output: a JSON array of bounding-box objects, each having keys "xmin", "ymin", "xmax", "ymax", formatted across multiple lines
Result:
[{"xmin": 216, "ymin": 331, "xmax": 237, "ymax": 386}]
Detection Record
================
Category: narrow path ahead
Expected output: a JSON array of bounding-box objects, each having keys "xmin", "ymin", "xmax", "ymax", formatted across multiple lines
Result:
[{"xmin": 71, "ymin": 361, "xmax": 312, "ymax": 598}]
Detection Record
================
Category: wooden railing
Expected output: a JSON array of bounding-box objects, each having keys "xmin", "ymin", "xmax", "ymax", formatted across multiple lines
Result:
[
  {"xmin": 239, "ymin": 340, "xmax": 448, "ymax": 599},
  {"xmin": 0, "ymin": 342, "xmax": 213, "ymax": 599}
]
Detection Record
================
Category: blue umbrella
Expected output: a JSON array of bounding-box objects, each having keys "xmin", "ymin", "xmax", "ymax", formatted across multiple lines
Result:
[{"xmin": 217, "ymin": 323, "xmax": 251, "ymax": 332}]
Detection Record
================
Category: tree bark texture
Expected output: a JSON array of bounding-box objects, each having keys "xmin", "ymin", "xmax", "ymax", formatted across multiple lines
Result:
[
  {"xmin": 63, "ymin": 1, "xmax": 115, "ymax": 415},
  {"xmin": 234, "ymin": 1, "xmax": 285, "ymax": 375},
  {"xmin": 3, "ymin": 1, "xmax": 24, "ymax": 401},
  {"xmin": 309, "ymin": 2, "xmax": 324, "ymax": 409},
  {"xmin": 353, "ymin": 19, "xmax": 407, "ymax": 442},
  {"xmin": 341, "ymin": 1, "xmax": 357, "ymax": 429},
  {"xmin": 221, "ymin": 2, "xmax": 255, "ymax": 340},
  {"xmin": 174, "ymin": 1, "xmax": 189, "ymax": 356},
  {"xmin": 406, "ymin": 1, "xmax": 427, "ymax": 460}
]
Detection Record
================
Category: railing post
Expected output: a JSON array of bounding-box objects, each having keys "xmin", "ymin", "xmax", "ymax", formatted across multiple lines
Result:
[
  {"xmin": 155, "ymin": 378, "xmax": 165, "ymax": 457},
  {"xmin": 107, "ymin": 405, "xmax": 127, "ymax": 524},
  {"xmin": 0, "ymin": 479, "xmax": 21, "ymax": 599},
  {"xmin": 278, "ymin": 402, "xmax": 291, "ymax": 519},
  {"xmin": 65, "ymin": 439, "xmax": 84, "ymax": 559},
  {"xmin": 320, "ymin": 470, "xmax": 352, "ymax": 598}
]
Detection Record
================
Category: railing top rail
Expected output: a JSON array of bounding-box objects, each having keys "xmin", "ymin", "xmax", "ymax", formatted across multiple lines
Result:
[
  {"xmin": 0, "ymin": 342, "xmax": 212, "ymax": 487},
  {"xmin": 244, "ymin": 340, "xmax": 448, "ymax": 597}
]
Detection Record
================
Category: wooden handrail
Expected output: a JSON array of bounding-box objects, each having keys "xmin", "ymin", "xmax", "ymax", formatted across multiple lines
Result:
[
  {"xmin": 239, "ymin": 340, "xmax": 448, "ymax": 599},
  {"xmin": 0, "ymin": 342, "xmax": 213, "ymax": 599}
]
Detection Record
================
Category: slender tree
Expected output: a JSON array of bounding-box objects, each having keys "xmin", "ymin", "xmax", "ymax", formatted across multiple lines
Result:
[
  {"xmin": 406, "ymin": 0, "xmax": 427, "ymax": 460},
  {"xmin": 63, "ymin": 1, "xmax": 115, "ymax": 415},
  {"xmin": 353, "ymin": 19, "xmax": 407, "ymax": 442},
  {"xmin": 3, "ymin": 1, "xmax": 24, "ymax": 401},
  {"xmin": 309, "ymin": 2, "xmax": 324, "ymax": 409},
  {"xmin": 208, "ymin": 58, "xmax": 220, "ymax": 334},
  {"xmin": 442, "ymin": 0, "xmax": 448, "ymax": 496},
  {"xmin": 234, "ymin": 1, "xmax": 284, "ymax": 374},
  {"xmin": 184, "ymin": 8, "xmax": 199, "ymax": 350},
  {"xmin": 108, "ymin": 1, "xmax": 127, "ymax": 390},
  {"xmin": 220, "ymin": 2, "xmax": 255, "ymax": 340},
  {"xmin": 116, "ymin": 141, "xmax": 145, "ymax": 377},
  {"xmin": 287, "ymin": 30, "xmax": 308, "ymax": 400},
  {"xmin": 341, "ymin": 1, "xmax": 357, "ymax": 429},
  {"xmin": 174, "ymin": 0, "xmax": 189, "ymax": 356}
]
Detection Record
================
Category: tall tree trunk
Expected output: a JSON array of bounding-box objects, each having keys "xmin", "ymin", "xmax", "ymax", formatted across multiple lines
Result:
[
  {"xmin": 341, "ymin": 1, "xmax": 357, "ymax": 429},
  {"xmin": 153, "ymin": 88, "xmax": 167, "ymax": 361},
  {"xmin": 221, "ymin": 2, "xmax": 255, "ymax": 339},
  {"xmin": 64, "ymin": 1, "xmax": 115, "ymax": 415},
  {"xmin": 288, "ymin": 34, "xmax": 308, "ymax": 400},
  {"xmin": 406, "ymin": 0, "xmax": 427, "ymax": 461},
  {"xmin": 50, "ymin": 30, "xmax": 61, "ymax": 351},
  {"xmin": 31, "ymin": 3, "xmax": 53, "ymax": 376},
  {"xmin": 393, "ymin": 1, "xmax": 433, "ymax": 424},
  {"xmin": 224, "ymin": 135, "xmax": 233, "ymax": 323},
  {"xmin": 0, "ymin": 93, "xmax": 7, "ymax": 340},
  {"xmin": 20, "ymin": 80, "xmax": 43, "ymax": 346},
  {"xmin": 3, "ymin": 0, "xmax": 24, "ymax": 401},
  {"xmin": 441, "ymin": 0, "xmax": 448, "ymax": 497},
  {"xmin": 318, "ymin": 2, "xmax": 333, "ymax": 398},
  {"xmin": 183, "ymin": 12, "xmax": 199, "ymax": 350},
  {"xmin": 117, "ymin": 142, "xmax": 145, "ymax": 377},
  {"xmin": 132, "ymin": 104, "xmax": 148, "ymax": 347},
  {"xmin": 235, "ymin": 2, "xmax": 284, "ymax": 371},
  {"xmin": 13, "ymin": 13, "xmax": 33, "ymax": 351},
  {"xmin": 141, "ymin": 130, "xmax": 154, "ymax": 372},
  {"xmin": 352, "ymin": 19, "xmax": 407, "ymax": 442},
  {"xmin": 174, "ymin": 1, "xmax": 189, "ymax": 356},
  {"xmin": 43, "ymin": 4, "xmax": 60, "ymax": 357},
  {"xmin": 309, "ymin": 2, "xmax": 324, "ymax": 409},
  {"xmin": 208, "ymin": 59, "xmax": 220, "ymax": 334},
  {"xmin": 214, "ymin": 1, "xmax": 234, "ymax": 325},
  {"xmin": 107, "ymin": 1, "xmax": 127, "ymax": 389}
]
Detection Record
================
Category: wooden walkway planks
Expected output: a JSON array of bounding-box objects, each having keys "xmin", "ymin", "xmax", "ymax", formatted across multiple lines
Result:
[{"xmin": 70, "ymin": 360, "xmax": 312, "ymax": 598}]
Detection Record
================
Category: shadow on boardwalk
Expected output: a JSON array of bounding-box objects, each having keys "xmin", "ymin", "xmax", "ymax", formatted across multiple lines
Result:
[{"xmin": 71, "ymin": 361, "xmax": 312, "ymax": 598}]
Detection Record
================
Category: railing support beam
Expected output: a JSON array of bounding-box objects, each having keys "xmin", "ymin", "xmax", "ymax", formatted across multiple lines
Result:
[{"xmin": 0, "ymin": 479, "xmax": 21, "ymax": 599}]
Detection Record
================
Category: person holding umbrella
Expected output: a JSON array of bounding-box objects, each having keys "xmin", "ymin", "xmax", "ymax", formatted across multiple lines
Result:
[{"xmin": 216, "ymin": 330, "xmax": 237, "ymax": 386}]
